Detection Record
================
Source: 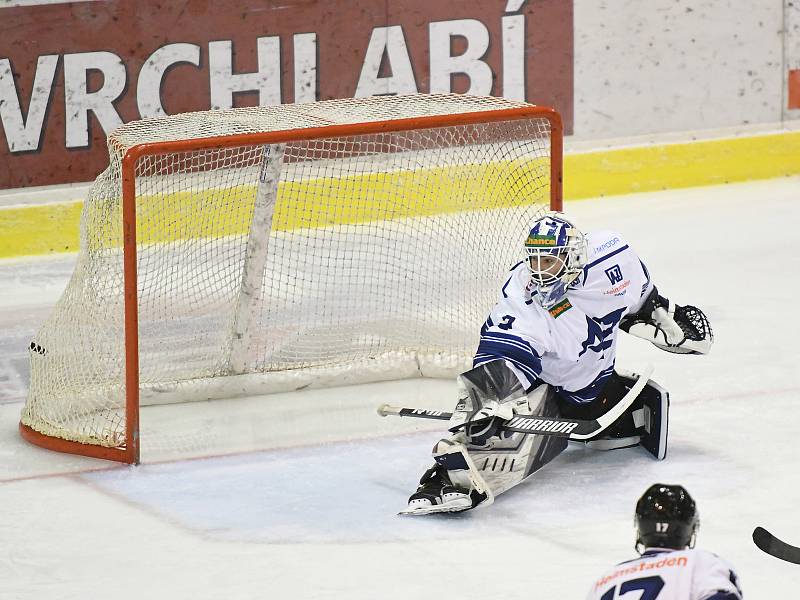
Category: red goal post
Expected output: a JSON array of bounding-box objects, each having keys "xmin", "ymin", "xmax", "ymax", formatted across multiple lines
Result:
[{"xmin": 20, "ymin": 94, "xmax": 563, "ymax": 464}]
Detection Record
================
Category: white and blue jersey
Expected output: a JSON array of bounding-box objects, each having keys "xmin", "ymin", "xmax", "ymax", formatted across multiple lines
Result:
[
  {"xmin": 474, "ymin": 230, "xmax": 653, "ymax": 404},
  {"xmin": 586, "ymin": 548, "xmax": 743, "ymax": 600}
]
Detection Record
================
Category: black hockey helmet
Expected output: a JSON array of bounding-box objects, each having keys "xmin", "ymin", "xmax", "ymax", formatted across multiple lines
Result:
[{"xmin": 635, "ymin": 483, "xmax": 699, "ymax": 553}]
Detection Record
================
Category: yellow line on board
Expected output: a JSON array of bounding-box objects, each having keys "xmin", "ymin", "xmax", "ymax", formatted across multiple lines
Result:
[
  {"xmin": 1, "ymin": 131, "xmax": 798, "ymax": 259},
  {"xmin": 564, "ymin": 130, "xmax": 800, "ymax": 199},
  {"xmin": 74, "ymin": 161, "xmax": 547, "ymax": 250},
  {"xmin": 1, "ymin": 161, "xmax": 548, "ymax": 257},
  {"xmin": 0, "ymin": 201, "xmax": 84, "ymax": 258}
]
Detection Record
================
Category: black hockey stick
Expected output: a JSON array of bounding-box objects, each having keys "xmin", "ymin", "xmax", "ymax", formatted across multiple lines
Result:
[
  {"xmin": 378, "ymin": 365, "xmax": 654, "ymax": 441},
  {"xmin": 753, "ymin": 527, "xmax": 800, "ymax": 565}
]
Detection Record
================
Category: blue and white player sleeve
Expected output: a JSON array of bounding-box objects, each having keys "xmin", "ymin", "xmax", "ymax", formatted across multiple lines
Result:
[
  {"xmin": 473, "ymin": 316, "xmax": 543, "ymax": 389},
  {"xmin": 629, "ymin": 257, "xmax": 656, "ymax": 313},
  {"xmin": 472, "ymin": 267, "xmax": 547, "ymax": 390},
  {"xmin": 694, "ymin": 551, "xmax": 743, "ymax": 600}
]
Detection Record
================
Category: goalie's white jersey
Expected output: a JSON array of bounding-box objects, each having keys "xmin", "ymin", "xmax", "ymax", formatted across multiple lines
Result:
[
  {"xmin": 475, "ymin": 230, "xmax": 653, "ymax": 403},
  {"xmin": 586, "ymin": 548, "xmax": 743, "ymax": 600}
]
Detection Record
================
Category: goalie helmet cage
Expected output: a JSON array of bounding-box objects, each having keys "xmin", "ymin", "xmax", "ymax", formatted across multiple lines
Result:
[{"xmin": 20, "ymin": 93, "xmax": 563, "ymax": 464}]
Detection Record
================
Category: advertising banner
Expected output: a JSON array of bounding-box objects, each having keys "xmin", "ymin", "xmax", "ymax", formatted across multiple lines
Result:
[{"xmin": 0, "ymin": 0, "xmax": 573, "ymax": 189}]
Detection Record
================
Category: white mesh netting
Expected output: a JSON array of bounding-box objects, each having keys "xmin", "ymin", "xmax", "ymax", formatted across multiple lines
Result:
[{"xmin": 22, "ymin": 94, "xmax": 556, "ymax": 451}]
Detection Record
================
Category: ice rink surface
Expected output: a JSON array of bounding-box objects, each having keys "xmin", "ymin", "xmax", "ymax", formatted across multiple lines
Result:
[{"xmin": 2, "ymin": 177, "xmax": 800, "ymax": 598}]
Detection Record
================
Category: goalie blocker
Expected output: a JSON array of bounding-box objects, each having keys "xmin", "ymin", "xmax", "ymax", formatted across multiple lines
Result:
[{"xmin": 402, "ymin": 362, "xmax": 668, "ymax": 515}]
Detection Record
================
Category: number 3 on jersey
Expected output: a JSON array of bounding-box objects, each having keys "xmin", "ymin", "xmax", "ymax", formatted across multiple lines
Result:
[
  {"xmin": 498, "ymin": 315, "xmax": 516, "ymax": 330},
  {"xmin": 600, "ymin": 576, "xmax": 664, "ymax": 600}
]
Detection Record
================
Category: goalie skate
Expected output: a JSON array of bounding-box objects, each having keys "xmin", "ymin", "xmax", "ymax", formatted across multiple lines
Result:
[
  {"xmin": 399, "ymin": 493, "xmax": 474, "ymax": 516},
  {"xmin": 400, "ymin": 464, "xmax": 475, "ymax": 515}
]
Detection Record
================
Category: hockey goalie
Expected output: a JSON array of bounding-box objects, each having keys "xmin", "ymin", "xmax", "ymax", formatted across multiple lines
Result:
[{"xmin": 401, "ymin": 212, "xmax": 713, "ymax": 515}]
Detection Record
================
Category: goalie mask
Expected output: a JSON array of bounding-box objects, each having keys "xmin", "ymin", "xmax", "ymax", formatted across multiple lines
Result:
[
  {"xmin": 524, "ymin": 212, "xmax": 587, "ymax": 309},
  {"xmin": 635, "ymin": 483, "xmax": 699, "ymax": 554}
]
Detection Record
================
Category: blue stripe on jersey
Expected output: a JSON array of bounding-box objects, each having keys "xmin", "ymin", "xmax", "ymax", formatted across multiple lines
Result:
[
  {"xmin": 728, "ymin": 569, "xmax": 742, "ymax": 596},
  {"xmin": 477, "ymin": 332, "xmax": 541, "ymax": 366},
  {"xmin": 555, "ymin": 365, "xmax": 615, "ymax": 404},
  {"xmin": 474, "ymin": 332, "xmax": 542, "ymax": 381},
  {"xmin": 474, "ymin": 354, "xmax": 540, "ymax": 384},
  {"xmin": 501, "ymin": 276, "xmax": 512, "ymax": 298},
  {"xmin": 639, "ymin": 259, "xmax": 651, "ymax": 297},
  {"xmin": 473, "ymin": 348, "xmax": 540, "ymax": 382},
  {"xmin": 581, "ymin": 244, "xmax": 630, "ymax": 284},
  {"xmin": 480, "ymin": 315, "xmax": 495, "ymax": 337},
  {"xmin": 639, "ymin": 259, "xmax": 650, "ymax": 282},
  {"xmin": 502, "ymin": 263, "xmax": 523, "ymax": 298},
  {"xmin": 585, "ymin": 244, "xmax": 630, "ymax": 270}
]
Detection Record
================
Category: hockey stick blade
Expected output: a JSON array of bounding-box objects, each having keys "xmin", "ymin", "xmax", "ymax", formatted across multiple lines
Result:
[
  {"xmin": 377, "ymin": 365, "xmax": 654, "ymax": 441},
  {"xmin": 753, "ymin": 526, "xmax": 800, "ymax": 565}
]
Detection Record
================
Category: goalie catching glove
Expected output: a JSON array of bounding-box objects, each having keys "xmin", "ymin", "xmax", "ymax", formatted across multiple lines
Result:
[{"xmin": 620, "ymin": 287, "xmax": 713, "ymax": 355}]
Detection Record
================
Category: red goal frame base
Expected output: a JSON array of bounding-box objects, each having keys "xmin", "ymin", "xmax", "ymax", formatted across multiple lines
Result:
[{"xmin": 19, "ymin": 422, "xmax": 137, "ymax": 464}]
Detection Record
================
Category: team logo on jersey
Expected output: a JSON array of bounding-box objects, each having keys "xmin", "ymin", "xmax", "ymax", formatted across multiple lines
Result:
[
  {"xmin": 548, "ymin": 297, "xmax": 572, "ymax": 318},
  {"xmin": 579, "ymin": 308, "xmax": 626, "ymax": 357},
  {"xmin": 604, "ymin": 264, "xmax": 623, "ymax": 284}
]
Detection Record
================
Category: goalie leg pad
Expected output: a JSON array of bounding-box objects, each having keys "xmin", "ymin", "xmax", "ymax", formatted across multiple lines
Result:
[
  {"xmin": 638, "ymin": 378, "xmax": 669, "ymax": 460},
  {"xmin": 466, "ymin": 430, "xmax": 568, "ymax": 497},
  {"xmin": 567, "ymin": 370, "xmax": 669, "ymax": 460},
  {"xmin": 402, "ymin": 385, "xmax": 570, "ymax": 514},
  {"xmin": 463, "ymin": 385, "xmax": 568, "ymax": 497},
  {"xmin": 557, "ymin": 371, "xmax": 644, "ymax": 439}
]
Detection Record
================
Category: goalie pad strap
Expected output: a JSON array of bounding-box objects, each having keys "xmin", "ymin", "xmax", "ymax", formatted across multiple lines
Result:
[{"xmin": 432, "ymin": 437, "xmax": 494, "ymax": 507}]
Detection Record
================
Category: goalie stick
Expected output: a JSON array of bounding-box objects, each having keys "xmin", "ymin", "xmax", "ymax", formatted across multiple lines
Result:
[
  {"xmin": 752, "ymin": 526, "xmax": 800, "ymax": 565},
  {"xmin": 378, "ymin": 365, "xmax": 654, "ymax": 441}
]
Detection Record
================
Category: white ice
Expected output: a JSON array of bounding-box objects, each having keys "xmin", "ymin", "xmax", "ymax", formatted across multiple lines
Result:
[{"xmin": 1, "ymin": 177, "xmax": 800, "ymax": 598}]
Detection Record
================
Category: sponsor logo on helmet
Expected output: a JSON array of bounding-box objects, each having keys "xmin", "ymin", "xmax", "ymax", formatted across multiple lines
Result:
[
  {"xmin": 548, "ymin": 297, "xmax": 572, "ymax": 318},
  {"xmin": 525, "ymin": 235, "xmax": 557, "ymax": 247}
]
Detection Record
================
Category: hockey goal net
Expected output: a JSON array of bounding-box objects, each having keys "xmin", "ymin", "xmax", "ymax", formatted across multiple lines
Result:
[{"xmin": 20, "ymin": 93, "xmax": 562, "ymax": 463}]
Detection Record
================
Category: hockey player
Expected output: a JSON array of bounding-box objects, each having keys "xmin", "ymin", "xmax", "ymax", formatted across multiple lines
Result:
[
  {"xmin": 586, "ymin": 484, "xmax": 742, "ymax": 599},
  {"xmin": 403, "ymin": 212, "xmax": 713, "ymax": 514}
]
